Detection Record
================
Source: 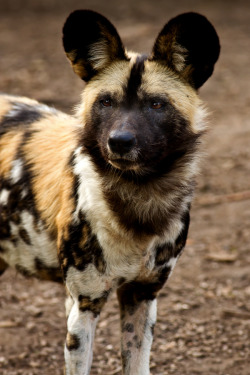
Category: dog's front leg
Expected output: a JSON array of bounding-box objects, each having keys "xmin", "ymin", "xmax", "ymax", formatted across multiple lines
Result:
[
  {"xmin": 117, "ymin": 283, "xmax": 157, "ymax": 375},
  {"xmin": 64, "ymin": 298, "xmax": 99, "ymax": 375},
  {"xmin": 62, "ymin": 266, "xmax": 110, "ymax": 375},
  {"xmin": 57, "ymin": 213, "xmax": 110, "ymax": 374}
]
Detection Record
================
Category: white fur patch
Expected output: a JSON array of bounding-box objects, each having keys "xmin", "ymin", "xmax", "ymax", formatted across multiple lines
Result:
[
  {"xmin": 88, "ymin": 38, "xmax": 110, "ymax": 71},
  {"xmin": 66, "ymin": 264, "xmax": 108, "ymax": 300},
  {"xmin": 5, "ymin": 104, "xmax": 23, "ymax": 119},
  {"xmin": 0, "ymin": 210, "xmax": 58, "ymax": 272},
  {"xmin": 0, "ymin": 189, "xmax": 10, "ymax": 205},
  {"xmin": 162, "ymin": 219, "xmax": 184, "ymax": 244},
  {"xmin": 192, "ymin": 103, "xmax": 208, "ymax": 133},
  {"xmin": 21, "ymin": 211, "xmax": 58, "ymax": 266},
  {"xmin": 172, "ymin": 43, "xmax": 188, "ymax": 72},
  {"xmin": 166, "ymin": 256, "xmax": 179, "ymax": 280},
  {"xmin": 35, "ymin": 103, "xmax": 59, "ymax": 115},
  {"xmin": 133, "ymin": 299, "xmax": 157, "ymax": 375},
  {"xmin": 73, "ymin": 147, "xmax": 109, "ymax": 224},
  {"xmin": 65, "ymin": 301, "xmax": 99, "ymax": 375},
  {"xmin": 120, "ymin": 299, "xmax": 157, "ymax": 375},
  {"xmin": 10, "ymin": 159, "xmax": 23, "ymax": 183},
  {"xmin": 167, "ymin": 256, "xmax": 178, "ymax": 270},
  {"xmin": 21, "ymin": 188, "xmax": 28, "ymax": 199}
]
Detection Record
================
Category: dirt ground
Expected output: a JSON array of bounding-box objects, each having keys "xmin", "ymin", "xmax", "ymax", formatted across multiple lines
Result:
[{"xmin": 0, "ymin": 0, "xmax": 250, "ymax": 374}]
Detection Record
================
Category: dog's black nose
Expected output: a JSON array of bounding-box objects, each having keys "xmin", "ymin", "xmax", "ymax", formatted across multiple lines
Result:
[{"xmin": 108, "ymin": 131, "xmax": 136, "ymax": 155}]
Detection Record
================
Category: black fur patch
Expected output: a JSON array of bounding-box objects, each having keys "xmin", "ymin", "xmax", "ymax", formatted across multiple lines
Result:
[
  {"xmin": 0, "ymin": 146, "xmax": 40, "ymax": 234},
  {"xmin": 15, "ymin": 264, "xmax": 33, "ymax": 278},
  {"xmin": 63, "ymin": 10, "xmax": 128, "ymax": 81},
  {"xmin": 66, "ymin": 333, "xmax": 81, "ymax": 351},
  {"xmin": 59, "ymin": 159, "xmax": 106, "ymax": 277},
  {"xmin": 35, "ymin": 258, "xmax": 62, "ymax": 283},
  {"xmin": 122, "ymin": 323, "xmax": 134, "ymax": 333},
  {"xmin": 0, "ymin": 102, "xmax": 43, "ymax": 136},
  {"xmin": 104, "ymin": 182, "xmax": 193, "ymax": 237},
  {"xmin": 117, "ymin": 269, "xmax": 171, "ymax": 318},
  {"xmin": 125, "ymin": 55, "xmax": 147, "ymax": 105},
  {"xmin": 19, "ymin": 228, "xmax": 32, "ymax": 245},
  {"xmin": 58, "ymin": 212, "xmax": 106, "ymax": 277},
  {"xmin": 121, "ymin": 349, "xmax": 131, "ymax": 360},
  {"xmin": 0, "ymin": 245, "xmax": 5, "ymax": 253},
  {"xmin": 78, "ymin": 290, "xmax": 110, "ymax": 317},
  {"xmin": 126, "ymin": 341, "xmax": 133, "ymax": 348},
  {"xmin": 0, "ymin": 258, "xmax": 8, "ymax": 276},
  {"xmin": 0, "ymin": 204, "xmax": 12, "ymax": 239},
  {"xmin": 151, "ymin": 12, "xmax": 220, "ymax": 88},
  {"xmin": 133, "ymin": 335, "xmax": 142, "ymax": 349},
  {"xmin": 0, "ymin": 174, "xmax": 32, "ymax": 241},
  {"xmin": 150, "ymin": 322, "xmax": 155, "ymax": 336},
  {"xmin": 155, "ymin": 210, "xmax": 190, "ymax": 266},
  {"xmin": 13, "ymin": 259, "xmax": 62, "ymax": 283}
]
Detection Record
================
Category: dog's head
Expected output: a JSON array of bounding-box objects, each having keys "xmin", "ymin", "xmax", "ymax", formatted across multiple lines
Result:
[{"xmin": 63, "ymin": 10, "xmax": 220, "ymax": 177}]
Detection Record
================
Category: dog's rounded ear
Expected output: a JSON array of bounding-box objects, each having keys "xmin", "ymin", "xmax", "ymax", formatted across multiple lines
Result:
[
  {"xmin": 63, "ymin": 10, "xmax": 127, "ymax": 81},
  {"xmin": 151, "ymin": 12, "xmax": 220, "ymax": 89}
]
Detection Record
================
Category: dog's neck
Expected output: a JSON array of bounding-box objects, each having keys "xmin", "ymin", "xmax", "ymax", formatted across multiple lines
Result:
[{"xmin": 73, "ymin": 146, "xmax": 196, "ymax": 238}]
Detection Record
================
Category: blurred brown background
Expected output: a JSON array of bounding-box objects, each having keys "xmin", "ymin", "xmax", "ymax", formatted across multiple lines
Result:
[{"xmin": 0, "ymin": 1, "xmax": 250, "ymax": 374}]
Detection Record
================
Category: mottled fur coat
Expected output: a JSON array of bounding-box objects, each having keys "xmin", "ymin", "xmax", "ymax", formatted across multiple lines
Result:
[{"xmin": 0, "ymin": 10, "xmax": 220, "ymax": 375}]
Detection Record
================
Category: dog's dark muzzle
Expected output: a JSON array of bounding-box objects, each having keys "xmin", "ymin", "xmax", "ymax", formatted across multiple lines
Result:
[{"xmin": 108, "ymin": 131, "xmax": 136, "ymax": 156}]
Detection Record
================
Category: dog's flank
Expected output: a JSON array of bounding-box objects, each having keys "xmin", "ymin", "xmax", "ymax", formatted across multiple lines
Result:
[{"xmin": 0, "ymin": 9, "xmax": 220, "ymax": 375}]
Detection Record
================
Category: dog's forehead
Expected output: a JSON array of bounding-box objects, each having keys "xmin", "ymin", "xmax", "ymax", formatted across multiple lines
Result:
[
  {"xmin": 84, "ymin": 56, "xmax": 171, "ymax": 102},
  {"xmin": 90, "ymin": 55, "xmax": 193, "ymax": 94},
  {"xmin": 83, "ymin": 55, "xmax": 199, "ymax": 126}
]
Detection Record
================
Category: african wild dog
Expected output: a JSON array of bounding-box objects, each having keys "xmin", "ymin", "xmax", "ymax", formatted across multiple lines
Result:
[{"xmin": 0, "ymin": 10, "xmax": 220, "ymax": 375}]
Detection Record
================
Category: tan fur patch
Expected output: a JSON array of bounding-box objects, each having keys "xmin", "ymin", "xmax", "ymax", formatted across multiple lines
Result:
[
  {"xmin": 77, "ymin": 59, "xmax": 134, "ymax": 122},
  {"xmin": 172, "ymin": 43, "xmax": 188, "ymax": 72},
  {"xmin": 8, "ymin": 95, "xmax": 40, "ymax": 106},
  {"xmin": 0, "ymin": 98, "xmax": 11, "ymax": 119},
  {"xmin": 141, "ymin": 61, "xmax": 206, "ymax": 133},
  {"xmin": 55, "ymin": 165, "xmax": 76, "ymax": 247},
  {"xmin": 0, "ymin": 131, "xmax": 23, "ymax": 177},
  {"xmin": 66, "ymin": 50, "xmax": 88, "ymax": 79},
  {"xmin": 22, "ymin": 116, "xmax": 78, "ymax": 236},
  {"xmin": 88, "ymin": 38, "xmax": 110, "ymax": 71},
  {"xmin": 0, "ymin": 94, "xmax": 41, "ymax": 110}
]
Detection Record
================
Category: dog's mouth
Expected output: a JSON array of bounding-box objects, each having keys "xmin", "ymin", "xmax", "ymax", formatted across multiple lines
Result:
[
  {"xmin": 107, "ymin": 146, "xmax": 140, "ymax": 171},
  {"xmin": 108, "ymin": 158, "xmax": 140, "ymax": 171}
]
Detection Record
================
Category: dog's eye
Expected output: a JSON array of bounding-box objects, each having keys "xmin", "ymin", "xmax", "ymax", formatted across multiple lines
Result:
[
  {"xmin": 151, "ymin": 102, "xmax": 163, "ymax": 110},
  {"xmin": 101, "ymin": 98, "xmax": 112, "ymax": 107}
]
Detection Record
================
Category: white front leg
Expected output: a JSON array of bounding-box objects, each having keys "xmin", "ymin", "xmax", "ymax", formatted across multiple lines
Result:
[{"xmin": 65, "ymin": 300, "xmax": 99, "ymax": 375}]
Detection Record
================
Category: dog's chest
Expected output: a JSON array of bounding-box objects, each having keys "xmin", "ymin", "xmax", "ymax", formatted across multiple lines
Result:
[{"xmin": 70, "ymin": 151, "xmax": 155, "ymax": 281}]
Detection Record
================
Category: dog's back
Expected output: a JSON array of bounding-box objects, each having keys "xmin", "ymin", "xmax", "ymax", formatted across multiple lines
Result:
[{"xmin": 0, "ymin": 94, "xmax": 78, "ymax": 281}]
